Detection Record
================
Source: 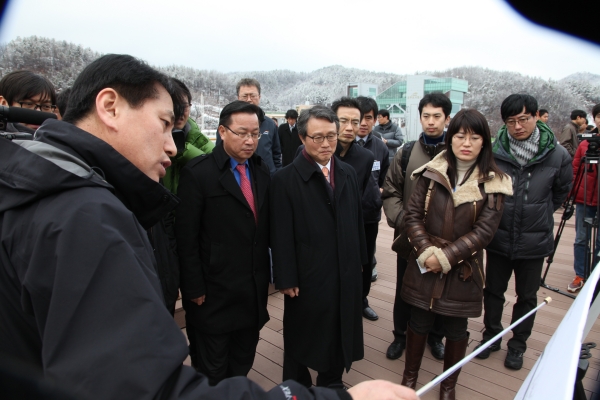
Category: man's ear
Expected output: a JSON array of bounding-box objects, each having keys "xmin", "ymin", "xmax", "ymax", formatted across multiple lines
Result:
[
  {"xmin": 218, "ymin": 125, "xmax": 227, "ymax": 141},
  {"xmin": 0, "ymin": 96, "xmax": 9, "ymax": 107},
  {"xmin": 95, "ymin": 88, "xmax": 119, "ymax": 131}
]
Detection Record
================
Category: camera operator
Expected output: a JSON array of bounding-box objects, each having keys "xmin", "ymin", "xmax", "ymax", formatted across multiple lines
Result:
[
  {"xmin": 569, "ymin": 104, "xmax": 600, "ymax": 292},
  {"xmin": 0, "ymin": 70, "xmax": 57, "ymax": 132}
]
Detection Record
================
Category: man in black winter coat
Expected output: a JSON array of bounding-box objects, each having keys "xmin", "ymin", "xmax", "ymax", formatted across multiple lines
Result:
[
  {"xmin": 355, "ymin": 96, "xmax": 390, "ymax": 322},
  {"xmin": 0, "ymin": 54, "xmax": 417, "ymax": 400},
  {"xmin": 175, "ymin": 101, "xmax": 271, "ymax": 385},
  {"xmin": 475, "ymin": 94, "xmax": 572, "ymax": 371},
  {"xmin": 279, "ymin": 109, "xmax": 302, "ymax": 166}
]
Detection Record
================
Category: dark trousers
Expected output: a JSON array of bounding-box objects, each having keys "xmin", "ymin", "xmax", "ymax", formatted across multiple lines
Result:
[
  {"xmin": 410, "ymin": 306, "xmax": 468, "ymax": 342},
  {"xmin": 186, "ymin": 325, "xmax": 259, "ymax": 386},
  {"xmin": 482, "ymin": 253, "xmax": 544, "ymax": 353},
  {"xmin": 393, "ymin": 254, "xmax": 444, "ymax": 344},
  {"xmin": 282, "ymin": 351, "xmax": 345, "ymax": 389},
  {"xmin": 362, "ymin": 222, "xmax": 379, "ymax": 302}
]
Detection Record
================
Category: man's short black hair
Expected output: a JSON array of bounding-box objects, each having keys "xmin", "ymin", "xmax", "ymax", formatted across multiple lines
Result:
[
  {"xmin": 171, "ymin": 78, "xmax": 192, "ymax": 122},
  {"xmin": 592, "ymin": 104, "xmax": 600, "ymax": 120},
  {"xmin": 331, "ymin": 97, "xmax": 363, "ymax": 121},
  {"xmin": 285, "ymin": 109, "xmax": 298, "ymax": 119},
  {"xmin": 500, "ymin": 94, "xmax": 538, "ymax": 121},
  {"xmin": 539, "ymin": 108, "xmax": 548, "ymax": 117},
  {"xmin": 297, "ymin": 106, "xmax": 339, "ymax": 139},
  {"xmin": 0, "ymin": 70, "xmax": 57, "ymax": 106},
  {"xmin": 356, "ymin": 96, "xmax": 378, "ymax": 119},
  {"xmin": 377, "ymin": 109, "xmax": 390, "ymax": 119},
  {"xmin": 571, "ymin": 109, "xmax": 587, "ymax": 120},
  {"xmin": 418, "ymin": 93, "xmax": 452, "ymax": 118},
  {"xmin": 62, "ymin": 54, "xmax": 175, "ymax": 124},
  {"xmin": 218, "ymin": 100, "xmax": 262, "ymax": 128},
  {"xmin": 236, "ymin": 78, "xmax": 261, "ymax": 95},
  {"xmin": 56, "ymin": 87, "xmax": 72, "ymax": 117}
]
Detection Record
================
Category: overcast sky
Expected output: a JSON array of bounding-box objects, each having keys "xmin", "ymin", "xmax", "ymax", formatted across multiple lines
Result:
[{"xmin": 1, "ymin": 0, "xmax": 599, "ymax": 80}]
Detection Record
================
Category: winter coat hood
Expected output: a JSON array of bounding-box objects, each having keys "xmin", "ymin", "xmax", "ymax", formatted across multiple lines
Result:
[
  {"xmin": 493, "ymin": 120, "xmax": 556, "ymax": 165},
  {"xmin": 0, "ymin": 119, "xmax": 179, "ymax": 229}
]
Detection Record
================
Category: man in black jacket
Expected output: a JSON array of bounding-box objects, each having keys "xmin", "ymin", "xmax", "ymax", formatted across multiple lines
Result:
[
  {"xmin": 175, "ymin": 101, "xmax": 271, "ymax": 385},
  {"xmin": 374, "ymin": 109, "xmax": 404, "ymax": 162},
  {"xmin": 279, "ymin": 109, "xmax": 302, "ymax": 166},
  {"xmin": 355, "ymin": 96, "xmax": 390, "ymax": 321},
  {"xmin": 0, "ymin": 54, "xmax": 417, "ymax": 400},
  {"xmin": 475, "ymin": 94, "xmax": 572, "ymax": 371}
]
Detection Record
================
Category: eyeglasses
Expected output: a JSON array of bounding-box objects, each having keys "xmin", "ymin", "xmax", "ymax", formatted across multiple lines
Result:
[
  {"xmin": 305, "ymin": 134, "xmax": 338, "ymax": 143},
  {"xmin": 505, "ymin": 116, "xmax": 531, "ymax": 127},
  {"xmin": 339, "ymin": 118, "xmax": 360, "ymax": 127},
  {"xmin": 18, "ymin": 101, "xmax": 57, "ymax": 112},
  {"xmin": 239, "ymin": 93, "xmax": 259, "ymax": 100},
  {"xmin": 223, "ymin": 125, "xmax": 261, "ymax": 141}
]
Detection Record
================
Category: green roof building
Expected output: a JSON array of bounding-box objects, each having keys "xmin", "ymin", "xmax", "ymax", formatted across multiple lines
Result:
[{"xmin": 376, "ymin": 75, "xmax": 468, "ymax": 141}]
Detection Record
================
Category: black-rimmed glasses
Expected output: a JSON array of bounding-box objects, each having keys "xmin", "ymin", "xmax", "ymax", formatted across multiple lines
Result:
[
  {"xmin": 505, "ymin": 116, "xmax": 531, "ymax": 127},
  {"xmin": 305, "ymin": 134, "xmax": 338, "ymax": 143},
  {"xmin": 18, "ymin": 101, "xmax": 57, "ymax": 113}
]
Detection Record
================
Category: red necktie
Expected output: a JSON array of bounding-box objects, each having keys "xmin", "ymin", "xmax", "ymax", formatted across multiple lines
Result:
[
  {"xmin": 322, "ymin": 166, "xmax": 330, "ymax": 183},
  {"xmin": 236, "ymin": 164, "xmax": 257, "ymax": 223}
]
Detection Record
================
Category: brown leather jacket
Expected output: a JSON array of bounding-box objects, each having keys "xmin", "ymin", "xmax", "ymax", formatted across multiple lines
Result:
[{"xmin": 401, "ymin": 152, "xmax": 513, "ymax": 318}]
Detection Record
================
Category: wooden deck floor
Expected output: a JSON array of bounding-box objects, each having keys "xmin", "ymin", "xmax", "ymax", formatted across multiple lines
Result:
[{"xmin": 177, "ymin": 210, "xmax": 600, "ymax": 399}]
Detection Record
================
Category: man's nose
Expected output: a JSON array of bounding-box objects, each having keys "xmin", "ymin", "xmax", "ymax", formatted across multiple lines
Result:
[{"xmin": 165, "ymin": 134, "xmax": 177, "ymax": 157}]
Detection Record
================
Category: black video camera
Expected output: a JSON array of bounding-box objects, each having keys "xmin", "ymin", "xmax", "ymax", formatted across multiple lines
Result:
[
  {"xmin": 0, "ymin": 105, "xmax": 57, "ymax": 140},
  {"xmin": 578, "ymin": 133, "xmax": 600, "ymax": 157}
]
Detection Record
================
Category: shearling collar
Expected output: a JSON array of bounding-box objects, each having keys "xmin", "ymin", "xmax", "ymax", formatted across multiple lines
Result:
[{"xmin": 411, "ymin": 150, "xmax": 513, "ymax": 207}]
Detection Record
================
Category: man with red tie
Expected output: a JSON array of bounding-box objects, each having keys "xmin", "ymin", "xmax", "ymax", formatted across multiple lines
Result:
[
  {"xmin": 175, "ymin": 101, "xmax": 271, "ymax": 385},
  {"xmin": 270, "ymin": 105, "xmax": 367, "ymax": 390}
]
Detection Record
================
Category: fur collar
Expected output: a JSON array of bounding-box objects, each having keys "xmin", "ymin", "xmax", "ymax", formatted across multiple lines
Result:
[{"xmin": 411, "ymin": 150, "xmax": 513, "ymax": 207}]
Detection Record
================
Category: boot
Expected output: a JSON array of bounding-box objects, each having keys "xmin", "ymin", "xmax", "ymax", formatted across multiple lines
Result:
[
  {"xmin": 439, "ymin": 335, "xmax": 469, "ymax": 400},
  {"xmin": 401, "ymin": 325, "xmax": 428, "ymax": 389}
]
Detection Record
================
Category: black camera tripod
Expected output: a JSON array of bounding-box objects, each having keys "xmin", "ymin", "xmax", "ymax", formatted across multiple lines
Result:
[{"xmin": 541, "ymin": 146, "xmax": 600, "ymax": 300}]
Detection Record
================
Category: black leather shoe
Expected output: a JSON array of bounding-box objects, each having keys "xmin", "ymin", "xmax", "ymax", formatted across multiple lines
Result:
[
  {"xmin": 386, "ymin": 340, "xmax": 406, "ymax": 359},
  {"xmin": 504, "ymin": 347, "xmax": 524, "ymax": 370},
  {"xmin": 427, "ymin": 339, "xmax": 445, "ymax": 360},
  {"xmin": 363, "ymin": 306, "xmax": 379, "ymax": 321},
  {"xmin": 474, "ymin": 340, "xmax": 501, "ymax": 359},
  {"xmin": 371, "ymin": 267, "xmax": 378, "ymax": 282}
]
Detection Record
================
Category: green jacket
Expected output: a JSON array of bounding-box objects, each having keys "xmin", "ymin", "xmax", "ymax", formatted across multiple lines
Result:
[
  {"xmin": 492, "ymin": 120, "xmax": 555, "ymax": 164},
  {"xmin": 163, "ymin": 118, "xmax": 214, "ymax": 194}
]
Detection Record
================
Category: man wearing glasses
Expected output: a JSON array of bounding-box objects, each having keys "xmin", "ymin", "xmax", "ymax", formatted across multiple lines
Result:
[
  {"xmin": 176, "ymin": 101, "xmax": 272, "ymax": 385},
  {"xmin": 216, "ymin": 78, "xmax": 282, "ymax": 176},
  {"xmin": 271, "ymin": 105, "xmax": 367, "ymax": 390},
  {"xmin": 0, "ymin": 70, "xmax": 57, "ymax": 132},
  {"xmin": 475, "ymin": 94, "xmax": 571, "ymax": 371}
]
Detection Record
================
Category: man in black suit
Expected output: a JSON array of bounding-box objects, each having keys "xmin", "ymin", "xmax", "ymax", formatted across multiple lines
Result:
[
  {"xmin": 175, "ymin": 101, "xmax": 271, "ymax": 385},
  {"xmin": 279, "ymin": 109, "xmax": 302, "ymax": 166},
  {"xmin": 271, "ymin": 105, "xmax": 367, "ymax": 389}
]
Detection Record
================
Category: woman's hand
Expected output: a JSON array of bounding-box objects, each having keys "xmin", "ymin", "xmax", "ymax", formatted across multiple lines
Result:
[{"xmin": 425, "ymin": 254, "xmax": 443, "ymax": 273}]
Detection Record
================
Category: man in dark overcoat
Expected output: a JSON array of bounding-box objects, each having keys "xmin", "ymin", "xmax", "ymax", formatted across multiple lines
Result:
[
  {"xmin": 175, "ymin": 101, "xmax": 271, "ymax": 385},
  {"xmin": 270, "ymin": 105, "xmax": 367, "ymax": 389},
  {"xmin": 278, "ymin": 109, "xmax": 302, "ymax": 166}
]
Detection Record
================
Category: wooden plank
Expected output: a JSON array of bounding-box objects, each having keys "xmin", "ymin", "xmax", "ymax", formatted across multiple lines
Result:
[{"xmin": 173, "ymin": 209, "xmax": 594, "ymax": 399}]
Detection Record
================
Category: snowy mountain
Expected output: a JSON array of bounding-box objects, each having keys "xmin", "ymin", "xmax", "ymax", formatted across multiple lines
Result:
[{"xmin": 1, "ymin": 36, "xmax": 597, "ymax": 134}]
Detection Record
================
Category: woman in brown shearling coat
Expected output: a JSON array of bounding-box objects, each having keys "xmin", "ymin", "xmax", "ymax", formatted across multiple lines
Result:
[{"xmin": 400, "ymin": 109, "xmax": 513, "ymax": 400}]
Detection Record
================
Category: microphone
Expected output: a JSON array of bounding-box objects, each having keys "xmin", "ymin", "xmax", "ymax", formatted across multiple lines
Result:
[{"xmin": 0, "ymin": 105, "xmax": 57, "ymax": 126}]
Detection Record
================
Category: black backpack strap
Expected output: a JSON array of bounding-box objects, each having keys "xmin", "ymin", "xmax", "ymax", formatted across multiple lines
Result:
[{"xmin": 401, "ymin": 140, "xmax": 416, "ymax": 178}]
